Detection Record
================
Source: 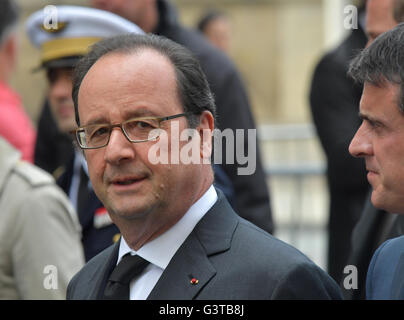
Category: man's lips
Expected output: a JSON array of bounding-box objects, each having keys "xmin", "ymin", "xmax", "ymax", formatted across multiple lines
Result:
[
  {"xmin": 111, "ymin": 176, "xmax": 146, "ymax": 186},
  {"xmin": 366, "ymin": 169, "xmax": 378, "ymax": 183},
  {"xmin": 109, "ymin": 175, "xmax": 147, "ymax": 186}
]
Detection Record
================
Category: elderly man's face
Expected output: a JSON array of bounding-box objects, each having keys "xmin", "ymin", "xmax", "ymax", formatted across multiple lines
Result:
[
  {"xmin": 77, "ymin": 50, "xmax": 212, "ymax": 230},
  {"xmin": 47, "ymin": 67, "xmax": 76, "ymax": 134},
  {"xmin": 349, "ymin": 82, "xmax": 404, "ymax": 213}
]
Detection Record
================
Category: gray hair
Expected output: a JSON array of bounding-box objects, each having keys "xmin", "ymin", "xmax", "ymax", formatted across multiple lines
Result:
[
  {"xmin": 348, "ymin": 22, "xmax": 404, "ymax": 113},
  {"xmin": 72, "ymin": 33, "xmax": 216, "ymax": 128}
]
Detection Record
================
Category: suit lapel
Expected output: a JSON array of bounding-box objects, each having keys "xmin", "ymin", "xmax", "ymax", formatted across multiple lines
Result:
[
  {"xmin": 148, "ymin": 189, "xmax": 238, "ymax": 300},
  {"xmin": 147, "ymin": 231, "xmax": 216, "ymax": 299},
  {"xmin": 86, "ymin": 240, "xmax": 120, "ymax": 299}
]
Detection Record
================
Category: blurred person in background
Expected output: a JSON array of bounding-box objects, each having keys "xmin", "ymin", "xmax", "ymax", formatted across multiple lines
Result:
[
  {"xmin": 90, "ymin": 0, "xmax": 274, "ymax": 235},
  {"xmin": 309, "ymin": 1, "xmax": 368, "ymax": 284},
  {"xmin": 26, "ymin": 5, "xmax": 144, "ymax": 262},
  {"xmin": 197, "ymin": 9, "xmax": 232, "ymax": 55},
  {"xmin": 0, "ymin": 0, "xmax": 36, "ymax": 163}
]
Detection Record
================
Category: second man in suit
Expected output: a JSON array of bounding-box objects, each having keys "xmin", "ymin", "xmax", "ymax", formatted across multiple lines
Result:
[{"xmin": 348, "ymin": 22, "xmax": 404, "ymax": 299}]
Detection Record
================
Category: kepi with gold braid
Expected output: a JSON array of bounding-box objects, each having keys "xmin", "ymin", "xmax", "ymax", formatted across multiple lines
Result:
[{"xmin": 25, "ymin": 5, "xmax": 144, "ymax": 69}]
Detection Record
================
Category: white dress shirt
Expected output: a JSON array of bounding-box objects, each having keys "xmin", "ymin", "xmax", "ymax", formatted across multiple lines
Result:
[{"xmin": 116, "ymin": 185, "xmax": 218, "ymax": 300}]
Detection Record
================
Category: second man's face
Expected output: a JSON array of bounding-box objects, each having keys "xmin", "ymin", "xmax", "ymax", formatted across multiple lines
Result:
[
  {"xmin": 47, "ymin": 67, "xmax": 77, "ymax": 134},
  {"xmin": 349, "ymin": 82, "xmax": 404, "ymax": 213}
]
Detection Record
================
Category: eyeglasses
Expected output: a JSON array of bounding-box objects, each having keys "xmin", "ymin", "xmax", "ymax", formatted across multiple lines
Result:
[{"xmin": 75, "ymin": 112, "xmax": 193, "ymax": 149}]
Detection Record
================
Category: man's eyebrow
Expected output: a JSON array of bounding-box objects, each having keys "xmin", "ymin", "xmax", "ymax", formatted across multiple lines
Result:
[
  {"xmin": 124, "ymin": 107, "xmax": 159, "ymax": 119},
  {"xmin": 82, "ymin": 108, "xmax": 160, "ymax": 126},
  {"xmin": 358, "ymin": 112, "xmax": 383, "ymax": 125},
  {"xmin": 84, "ymin": 117, "xmax": 109, "ymax": 126}
]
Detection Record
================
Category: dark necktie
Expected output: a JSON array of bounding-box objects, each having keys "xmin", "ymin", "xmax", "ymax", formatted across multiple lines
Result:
[{"xmin": 103, "ymin": 253, "xmax": 149, "ymax": 300}]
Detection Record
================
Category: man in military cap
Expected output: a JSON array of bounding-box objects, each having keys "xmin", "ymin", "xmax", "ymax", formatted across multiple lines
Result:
[{"xmin": 26, "ymin": 5, "xmax": 144, "ymax": 261}]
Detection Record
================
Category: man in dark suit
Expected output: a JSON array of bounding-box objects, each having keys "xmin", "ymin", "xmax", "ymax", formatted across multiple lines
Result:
[
  {"xmin": 343, "ymin": 0, "xmax": 404, "ymax": 299},
  {"xmin": 67, "ymin": 34, "xmax": 342, "ymax": 300},
  {"xmin": 348, "ymin": 22, "xmax": 404, "ymax": 299}
]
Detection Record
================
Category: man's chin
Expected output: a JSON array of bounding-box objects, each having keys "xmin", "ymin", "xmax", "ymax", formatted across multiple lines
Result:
[
  {"xmin": 371, "ymin": 190, "xmax": 401, "ymax": 213},
  {"xmin": 108, "ymin": 204, "xmax": 154, "ymax": 222}
]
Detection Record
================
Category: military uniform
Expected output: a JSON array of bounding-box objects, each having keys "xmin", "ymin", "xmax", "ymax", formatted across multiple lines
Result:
[{"xmin": 0, "ymin": 138, "xmax": 84, "ymax": 299}]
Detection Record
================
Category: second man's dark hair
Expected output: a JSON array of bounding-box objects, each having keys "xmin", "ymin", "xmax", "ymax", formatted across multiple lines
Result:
[{"xmin": 348, "ymin": 22, "xmax": 404, "ymax": 113}]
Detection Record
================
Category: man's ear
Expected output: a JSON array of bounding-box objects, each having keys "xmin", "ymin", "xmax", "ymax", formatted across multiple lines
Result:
[{"xmin": 197, "ymin": 111, "xmax": 214, "ymax": 160}]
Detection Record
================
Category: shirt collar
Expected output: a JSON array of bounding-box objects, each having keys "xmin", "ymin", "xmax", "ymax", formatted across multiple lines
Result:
[{"xmin": 118, "ymin": 185, "xmax": 218, "ymax": 269}]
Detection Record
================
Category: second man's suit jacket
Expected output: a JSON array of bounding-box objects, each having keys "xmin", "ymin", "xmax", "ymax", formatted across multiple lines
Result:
[
  {"xmin": 366, "ymin": 235, "xmax": 404, "ymax": 299},
  {"xmin": 344, "ymin": 192, "xmax": 404, "ymax": 299},
  {"xmin": 67, "ymin": 190, "xmax": 342, "ymax": 300}
]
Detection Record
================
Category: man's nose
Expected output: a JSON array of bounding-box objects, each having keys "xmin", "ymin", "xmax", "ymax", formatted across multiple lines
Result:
[
  {"xmin": 104, "ymin": 127, "xmax": 136, "ymax": 165},
  {"xmin": 349, "ymin": 125, "xmax": 373, "ymax": 158}
]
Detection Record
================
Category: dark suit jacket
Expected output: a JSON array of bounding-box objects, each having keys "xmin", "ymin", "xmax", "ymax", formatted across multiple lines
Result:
[
  {"xmin": 309, "ymin": 17, "xmax": 368, "ymax": 282},
  {"xmin": 344, "ymin": 192, "xmax": 404, "ymax": 299},
  {"xmin": 67, "ymin": 190, "xmax": 342, "ymax": 300},
  {"xmin": 366, "ymin": 235, "xmax": 404, "ymax": 299}
]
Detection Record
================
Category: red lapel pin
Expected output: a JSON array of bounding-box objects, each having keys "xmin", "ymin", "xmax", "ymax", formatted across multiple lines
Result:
[{"xmin": 190, "ymin": 278, "xmax": 199, "ymax": 285}]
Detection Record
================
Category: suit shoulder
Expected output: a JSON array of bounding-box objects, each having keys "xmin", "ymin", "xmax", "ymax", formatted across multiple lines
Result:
[
  {"xmin": 378, "ymin": 236, "xmax": 404, "ymax": 254},
  {"xmin": 369, "ymin": 236, "xmax": 404, "ymax": 272},
  {"xmin": 235, "ymin": 218, "xmax": 320, "ymax": 267},
  {"xmin": 366, "ymin": 236, "xmax": 404, "ymax": 299},
  {"xmin": 68, "ymin": 244, "xmax": 116, "ymax": 299},
  {"xmin": 223, "ymin": 218, "xmax": 342, "ymax": 299}
]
